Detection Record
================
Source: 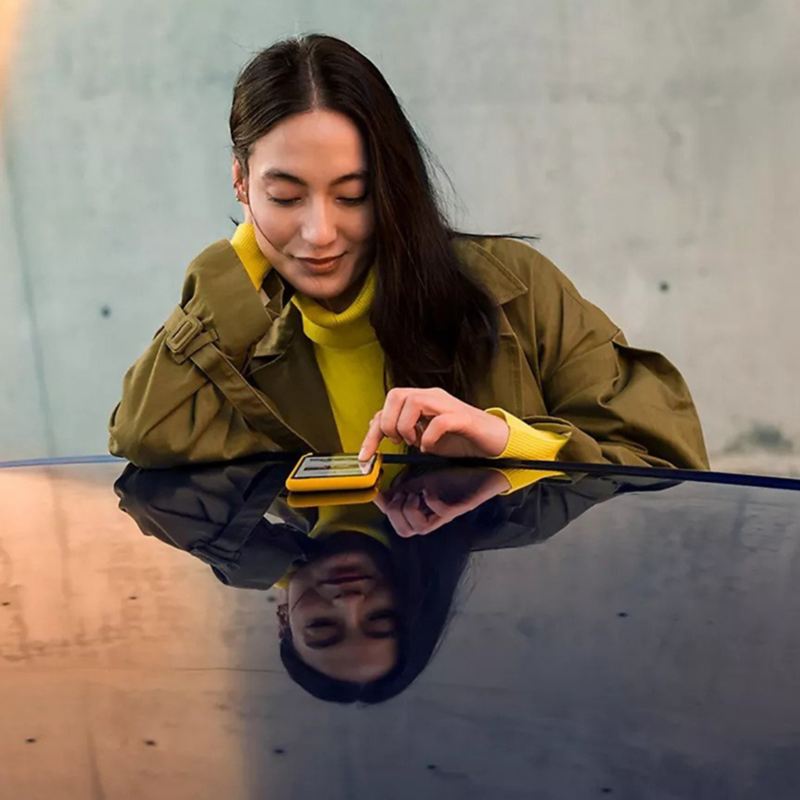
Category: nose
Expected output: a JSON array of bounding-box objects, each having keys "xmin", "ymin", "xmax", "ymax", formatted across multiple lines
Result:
[
  {"xmin": 332, "ymin": 587, "xmax": 365, "ymax": 603},
  {"xmin": 301, "ymin": 198, "xmax": 337, "ymax": 249}
]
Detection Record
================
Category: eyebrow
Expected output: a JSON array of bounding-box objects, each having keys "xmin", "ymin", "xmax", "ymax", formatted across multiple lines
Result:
[
  {"xmin": 261, "ymin": 169, "xmax": 368, "ymax": 188},
  {"xmin": 304, "ymin": 630, "xmax": 397, "ymax": 650}
]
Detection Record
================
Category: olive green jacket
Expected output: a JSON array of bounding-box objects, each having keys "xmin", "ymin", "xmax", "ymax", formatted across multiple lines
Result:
[{"xmin": 108, "ymin": 237, "xmax": 709, "ymax": 470}]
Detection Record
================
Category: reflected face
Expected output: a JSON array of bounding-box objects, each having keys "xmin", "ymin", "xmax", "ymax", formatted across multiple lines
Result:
[
  {"xmin": 286, "ymin": 549, "xmax": 398, "ymax": 682},
  {"xmin": 235, "ymin": 109, "xmax": 375, "ymax": 312}
]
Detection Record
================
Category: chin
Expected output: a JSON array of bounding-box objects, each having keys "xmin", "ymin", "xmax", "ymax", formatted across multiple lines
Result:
[
  {"xmin": 297, "ymin": 279, "xmax": 349, "ymax": 299},
  {"xmin": 296, "ymin": 270, "xmax": 359, "ymax": 296}
]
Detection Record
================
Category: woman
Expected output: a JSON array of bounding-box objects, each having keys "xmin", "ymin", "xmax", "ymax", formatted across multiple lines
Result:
[{"xmin": 108, "ymin": 34, "xmax": 708, "ymax": 471}]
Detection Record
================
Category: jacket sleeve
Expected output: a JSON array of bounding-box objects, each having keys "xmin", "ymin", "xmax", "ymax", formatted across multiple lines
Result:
[
  {"xmin": 467, "ymin": 474, "xmax": 619, "ymax": 551},
  {"xmin": 467, "ymin": 473, "xmax": 680, "ymax": 552},
  {"xmin": 497, "ymin": 240, "xmax": 709, "ymax": 469},
  {"xmin": 108, "ymin": 240, "xmax": 301, "ymax": 468},
  {"xmin": 114, "ymin": 459, "xmax": 313, "ymax": 589}
]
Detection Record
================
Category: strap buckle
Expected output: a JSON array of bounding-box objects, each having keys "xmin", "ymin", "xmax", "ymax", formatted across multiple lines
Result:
[{"xmin": 165, "ymin": 308, "xmax": 208, "ymax": 364}]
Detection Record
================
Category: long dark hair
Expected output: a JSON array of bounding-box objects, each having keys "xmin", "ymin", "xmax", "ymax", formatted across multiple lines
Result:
[{"xmin": 229, "ymin": 34, "xmax": 500, "ymax": 400}]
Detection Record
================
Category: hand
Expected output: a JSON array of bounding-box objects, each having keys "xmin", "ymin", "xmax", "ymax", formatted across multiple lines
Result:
[
  {"xmin": 374, "ymin": 467, "xmax": 511, "ymax": 537},
  {"xmin": 358, "ymin": 387, "xmax": 510, "ymax": 461}
]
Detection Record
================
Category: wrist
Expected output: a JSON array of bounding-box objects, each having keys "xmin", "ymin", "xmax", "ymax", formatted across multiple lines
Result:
[
  {"xmin": 485, "ymin": 468, "xmax": 513, "ymax": 494},
  {"xmin": 480, "ymin": 409, "xmax": 511, "ymax": 457}
]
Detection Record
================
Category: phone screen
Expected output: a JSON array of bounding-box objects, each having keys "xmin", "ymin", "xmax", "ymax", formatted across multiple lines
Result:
[{"xmin": 293, "ymin": 454, "xmax": 378, "ymax": 479}]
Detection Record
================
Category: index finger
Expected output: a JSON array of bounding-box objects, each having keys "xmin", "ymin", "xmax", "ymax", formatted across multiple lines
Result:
[{"xmin": 358, "ymin": 413, "xmax": 384, "ymax": 462}]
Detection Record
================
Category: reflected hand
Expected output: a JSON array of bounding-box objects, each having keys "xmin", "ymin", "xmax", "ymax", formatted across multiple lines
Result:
[
  {"xmin": 358, "ymin": 388, "xmax": 510, "ymax": 461},
  {"xmin": 373, "ymin": 468, "xmax": 511, "ymax": 538}
]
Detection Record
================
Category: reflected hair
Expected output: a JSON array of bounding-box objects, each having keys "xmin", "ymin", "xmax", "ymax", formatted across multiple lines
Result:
[{"xmin": 229, "ymin": 34, "xmax": 501, "ymax": 399}]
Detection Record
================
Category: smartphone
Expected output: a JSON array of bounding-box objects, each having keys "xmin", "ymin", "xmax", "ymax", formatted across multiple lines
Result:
[{"xmin": 285, "ymin": 453, "xmax": 383, "ymax": 493}]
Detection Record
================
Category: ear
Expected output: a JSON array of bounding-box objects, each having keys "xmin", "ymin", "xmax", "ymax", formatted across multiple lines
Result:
[
  {"xmin": 232, "ymin": 157, "xmax": 248, "ymax": 198},
  {"xmin": 277, "ymin": 603, "xmax": 291, "ymax": 641}
]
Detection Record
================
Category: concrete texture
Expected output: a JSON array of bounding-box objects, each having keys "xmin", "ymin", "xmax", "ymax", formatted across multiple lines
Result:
[
  {"xmin": 1, "ymin": 1, "xmax": 798, "ymax": 469},
  {"xmin": 0, "ymin": 141, "xmax": 50, "ymax": 458}
]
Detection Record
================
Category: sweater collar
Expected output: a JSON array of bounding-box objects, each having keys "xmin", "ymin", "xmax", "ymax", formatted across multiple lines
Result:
[{"xmin": 290, "ymin": 268, "xmax": 378, "ymax": 348}]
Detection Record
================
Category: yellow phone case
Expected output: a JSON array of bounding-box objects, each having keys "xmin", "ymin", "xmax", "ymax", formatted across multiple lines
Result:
[
  {"xmin": 285, "ymin": 453, "xmax": 383, "ymax": 493},
  {"xmin": 286, "ymin": 486, "xmax": 379, "ymax": 508}
]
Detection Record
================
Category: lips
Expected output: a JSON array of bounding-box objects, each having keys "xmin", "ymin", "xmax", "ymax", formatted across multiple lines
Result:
[{"xmin": 296, "ymin": 254, "xmax": 345, "ymax": 273}]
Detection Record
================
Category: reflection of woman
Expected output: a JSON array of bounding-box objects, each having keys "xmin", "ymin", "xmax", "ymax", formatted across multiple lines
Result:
[
  {"xmin": 108, "ymin": 34, "xmax": 708, "ymax": 471},
  {"xmin": 115, "ymin": 457, "xmax": 675, "ymax": 703}
]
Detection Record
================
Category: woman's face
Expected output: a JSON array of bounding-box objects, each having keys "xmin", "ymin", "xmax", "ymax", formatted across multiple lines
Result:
[
  {"xmin": 285, "ymin": 548, "xmax": 398, "ymax": 682},
  {"xmin": 233, "ymin": 109, "xmax": 375, "ymax": 312}
]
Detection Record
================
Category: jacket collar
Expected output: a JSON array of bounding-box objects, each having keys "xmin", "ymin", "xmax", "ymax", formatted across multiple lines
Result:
[{"xmin": 452, "ymin": 237, "xmax": 528, "ymax": 305}]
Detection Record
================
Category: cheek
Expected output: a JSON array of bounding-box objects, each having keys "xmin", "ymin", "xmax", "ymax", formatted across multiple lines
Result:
[
  {"xmin": 356, "ymin": 206, "xmax": 376, "ymax": 242},
  {"xmin": 340, "ymin": 206, "xmax": 375, "ymax": 245},
  {"xmin": 286, "ymin": 596, "xmax": 326, "ymax": 641},
  {"xmin": 250, "ymin": 201, "xmax": 296, "ymax": 248}
]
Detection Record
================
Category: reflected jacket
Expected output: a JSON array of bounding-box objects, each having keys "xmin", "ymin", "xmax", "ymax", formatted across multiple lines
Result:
[
  {"xmin": 108, "ymin": 236, "xmax": 709, "ymax": 470},
  {"xmin": 114, "ymin": 457, "xmax": 677, "ymax": 590}
]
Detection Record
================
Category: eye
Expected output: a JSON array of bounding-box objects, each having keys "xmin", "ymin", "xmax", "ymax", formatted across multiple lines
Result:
[
  {"xmin": 367, "ymin": 610, "xmax": 396, "ymax": 621},
  {"xmin": 268, "ymin": 196, "xmax": 301, "ymax": 207},
  {"xmin": 337, "ymin": 194, "xmax": 369, "ymax": 206},
  {"xmin": 365, "ymin": 610, "xmax": 398, "ymax": 634}
]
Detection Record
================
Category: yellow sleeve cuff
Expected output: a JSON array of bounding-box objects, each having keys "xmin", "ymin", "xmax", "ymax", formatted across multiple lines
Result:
[
  {"xmin": 490, "ymin": 467, "xmax": 567, "ymax": 495},
  {"xmin": 485, "ymin": 407, "xmax": 569, "ymax": 460},
  {"xmin": 231, "ymin": 223, "xmax": 271, "ymax": 290}
]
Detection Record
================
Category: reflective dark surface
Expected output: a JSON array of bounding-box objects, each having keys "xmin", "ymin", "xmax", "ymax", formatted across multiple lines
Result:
[{"xmin": 1, "ymin": 456, "xmax": 800, "ymax": 799}]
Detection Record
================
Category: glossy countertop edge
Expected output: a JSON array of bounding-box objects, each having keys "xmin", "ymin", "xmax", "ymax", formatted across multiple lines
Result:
[{"xmin": 1, "ymin": 451, "xmax": 799, "ymax": 492}]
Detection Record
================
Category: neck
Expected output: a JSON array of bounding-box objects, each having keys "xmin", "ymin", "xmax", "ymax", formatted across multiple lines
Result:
[{"xmin": 319, "ymin": 264, "xmax": 371, "ymax": 313}]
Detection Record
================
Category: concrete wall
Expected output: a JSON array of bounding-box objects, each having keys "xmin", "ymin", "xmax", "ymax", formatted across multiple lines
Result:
[{"xmin": 2, "ymin": 0, "xmax": 798, "ymax": 469}]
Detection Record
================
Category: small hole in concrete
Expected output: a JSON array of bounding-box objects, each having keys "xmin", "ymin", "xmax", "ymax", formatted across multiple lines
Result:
[
  {"xmin": 144, "ymin": 739, "xmax": 157, "ymax": 747},
  {"xmin": 426, "ymin": 764, "xmax": 437, "ymax": 771},
  {"xmin": 617, "ymin": 612, "xmax": 628, "ymax": 618},
  {"xmin": 601, "ymin": 789, "xmax": 613, "ymax": 795},
  {"xmin": 658, "ymin": 281, "xmax": 670, "ymax": 292},
  {"xmin": 100, "ymin": 305, "xmax": 112, "ymax": 318},
  {"xmin": 266, "ymin": 595, "xmax": 276, "ymax": 604},
  {"xmin": 273, "ymin": 747, "xmax": 285, "ymax": 755},
  {"xmin": 25, "ymin": 737, "xmax": 37, "ymax": 744}
]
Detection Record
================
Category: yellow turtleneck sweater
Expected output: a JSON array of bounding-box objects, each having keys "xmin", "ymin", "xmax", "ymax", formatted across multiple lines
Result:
[
  {"xmin": 290, "ymin": 268, "xmax": 406, "ymax": 455},
  {"xmin": 231, "ymin": 224, "xmax": 568, "ymax": 488}
]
